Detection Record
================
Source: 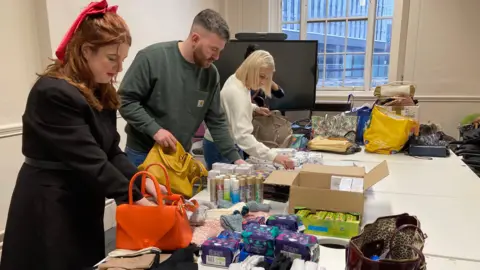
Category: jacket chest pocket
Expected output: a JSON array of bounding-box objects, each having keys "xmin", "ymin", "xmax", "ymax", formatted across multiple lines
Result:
[{"xmin": 188, "ymin": 90, "xmax": 210, "ymax": 116}]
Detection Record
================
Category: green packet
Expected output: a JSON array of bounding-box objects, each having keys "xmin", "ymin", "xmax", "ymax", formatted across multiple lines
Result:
[
  {"xmin": 335, "ymin": 212, "xmax": 346, "ymax": 221},
  {"xmin": 324, "ymin": 212, "xmax": 335, "ymax": 220},
  {"xmin": 345, "ymin": 214, "xmax": 357, "ymax": 222},
  {"xmin": 294, "ymin": 206, "xmax": 307, "ymax": 214},
  {"xmin": 296, "ymin": 209, "xmax": 311, "ymax": 218},
  {"xmin": 315, "ymin": 211, "xmax": 327, "ymax": 219}
]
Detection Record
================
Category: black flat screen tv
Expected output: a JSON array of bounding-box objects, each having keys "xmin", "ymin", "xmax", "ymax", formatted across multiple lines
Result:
[{"xmin": 214, "ymin": 40, "xmax": 318, "ymax": 111}]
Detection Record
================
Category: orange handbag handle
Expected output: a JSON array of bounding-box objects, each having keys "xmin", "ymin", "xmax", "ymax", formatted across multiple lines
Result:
[
  {"xmin": 142, "ymin": 162, "xmax": 199, "ymax": 213},
  {"xmin": 128, "ymin": 171, "xmax": 164, "ymax": 206},
  {"xmin": 144, "ymin": 163, "xmax": 173, "ymax": 195}
]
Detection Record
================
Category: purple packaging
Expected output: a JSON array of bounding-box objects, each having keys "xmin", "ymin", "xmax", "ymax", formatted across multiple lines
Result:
[
  {"xmin": 266, "ymin": 214, "xmax": 301, "ymax": 231},
  {"xmin": 241, "ymin": 224, "xmax": 280, "ymax": 257},
  {"xmin": 275, "ymin": 231, "xmax": 320, "ymax": 262},
  {"xmin": 217, "ymin": 230, "xmax": 242, "ymax": 240},
  {"xmin": 242, "ymin": 216, "xmax": 266, "ymax": 230},
  {"xmin": 201, "ymin": 237, "xmax": 240, "ymax": 267}
]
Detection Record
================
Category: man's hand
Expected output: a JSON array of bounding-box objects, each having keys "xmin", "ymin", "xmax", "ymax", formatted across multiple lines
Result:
[
  {"xmin": 153, "ymin": 129, "xmax": 177, "ymax": 151},
  {"xmin": 255, "ymin": 107, "xmax": 271, "ymax": 116},
  {"xmin": 274, "ymin": 155, "xmax": 295, "ymax": 170},
  {"xmin": 234, "ymin": 159, "xmax": 247, "ymax": 165}
]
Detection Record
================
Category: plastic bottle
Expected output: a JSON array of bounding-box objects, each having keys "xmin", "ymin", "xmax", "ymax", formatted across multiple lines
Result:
[
  {"xmin": 216, "ymin": 176, "xmax": 224, "ymax": 204},
  {"xmin": 239, "ymin": 177, "xmax": 246, "ymax": 202},
  {"xmin": 255, "ymin": 175, "xmax": 264, "ymax": 203},
  {"xmin": 231, "ymin": 178, "xmax": 240, "ymax": 203},
  {"xmin": 246, "ymin": 176, "xmax": 256, "ymax": 202},
  {"xmin": 208, "ymin": 170, "xmax": 220, "ymax": 203},
  {"xmin": 224, "ymin": 177, "xmax": 231, "ymax": 201}
]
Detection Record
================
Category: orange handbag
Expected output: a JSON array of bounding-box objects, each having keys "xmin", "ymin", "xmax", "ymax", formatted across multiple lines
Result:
[{"xmin": 116, "ymin": 163, "xmax": 198, "ymax": 251}]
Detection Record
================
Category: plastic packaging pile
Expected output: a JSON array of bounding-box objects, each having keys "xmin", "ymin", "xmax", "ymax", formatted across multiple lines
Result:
[{"xmin": 245, "ymin": 149, "xmax": 324, "ymax": 173}]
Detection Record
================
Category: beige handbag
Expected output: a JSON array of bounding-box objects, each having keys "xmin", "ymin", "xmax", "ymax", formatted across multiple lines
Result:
[
  {"xmin": 374, "ymin": 81, "xmax": 416, "ymax": 98},
  {"xmin": 252, "ymin": 113, "xmax": 293, "ymax": 148}
]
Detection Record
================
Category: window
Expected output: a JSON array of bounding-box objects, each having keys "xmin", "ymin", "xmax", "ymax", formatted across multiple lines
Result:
[{"xmin": 281, "ymin": 0, "xmax": 395, "ymax": 90}]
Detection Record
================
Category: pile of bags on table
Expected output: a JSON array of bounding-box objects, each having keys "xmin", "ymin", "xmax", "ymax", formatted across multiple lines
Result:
[
  {"xmin": 311, "ymin": 81, "xmax": 455, "ymax": 157},
  {"xmin": 454, "ymin": 121, "xmax": 480, "ymax": 176}
]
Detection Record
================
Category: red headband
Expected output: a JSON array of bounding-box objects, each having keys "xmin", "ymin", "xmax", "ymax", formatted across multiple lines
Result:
[{"xmin": 55, "ymin": 0, "xmax": 118, "ymax": 61}]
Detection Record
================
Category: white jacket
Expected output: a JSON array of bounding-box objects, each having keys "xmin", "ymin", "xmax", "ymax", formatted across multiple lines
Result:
[{"xmin": 204, "ymin": 75, "xmax": 277, "ymax": 161}]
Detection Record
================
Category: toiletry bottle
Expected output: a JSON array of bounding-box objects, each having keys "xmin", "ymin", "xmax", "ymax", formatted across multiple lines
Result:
[
  {"xmin": 224, "ymin": 177, "xmax": 231, "ymax": 201},
  {"xmin": 208, "ymin": 170, "xmax": 219, "ymax": 203},
  {"xmin": 231, "ymin": 178, "xmax": 240, "ymax": 203},
  {"xmin": 255, "ymin": 176, "xmax": 264, "ymax": 203},
  {"xmin": 246, "ymin": 176, "xmax": 256, "ymax": 202},
  {"xmin": 239, "ymin": 177, "xmax": 246, "ymax": 202},
  {"xmin": 216, "ymin": 176, "xmax": 224, "ymax": 204}
]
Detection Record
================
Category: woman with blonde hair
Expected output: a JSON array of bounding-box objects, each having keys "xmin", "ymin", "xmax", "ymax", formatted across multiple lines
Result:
[{"xmin": 203, "ymin": 50, "xmax": 294, "ymax": 169}]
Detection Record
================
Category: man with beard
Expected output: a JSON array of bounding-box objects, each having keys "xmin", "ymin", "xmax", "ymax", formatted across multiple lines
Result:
[{"xmin": 118, "ymin": 9, "xmax": 245, "ymax": 167}]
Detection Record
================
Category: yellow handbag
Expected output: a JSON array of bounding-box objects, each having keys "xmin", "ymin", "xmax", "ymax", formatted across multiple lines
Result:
[
  {"xmin": 138, "ymin": 142, "xmax": 207, "ymax": 198},
  {"xmin": 364, "ymin": 106, "xmax": 418, "ymax": 155}
]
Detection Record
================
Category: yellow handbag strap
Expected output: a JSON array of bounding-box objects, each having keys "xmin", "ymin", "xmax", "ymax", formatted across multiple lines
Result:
[
  {"xmin": 190, "ymin": 160, "xmax": 207, "ymax": 194},
  {"xmin": 158, "ymin": 143, "xmax": 192, "ymax": 173}
]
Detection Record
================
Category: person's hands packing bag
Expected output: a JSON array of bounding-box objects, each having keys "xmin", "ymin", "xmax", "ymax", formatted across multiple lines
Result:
[{"xmin": 139, "ymin": 142, "xmax": 207, "ymax": 198}]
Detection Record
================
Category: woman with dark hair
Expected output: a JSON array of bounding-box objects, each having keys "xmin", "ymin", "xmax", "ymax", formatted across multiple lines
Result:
[
  {"xmin": 245, "ymin": 44, "xmax": 285, "ymax": 107},
  {"xmin": 0, "ymin": 1, "xmax": 156, "ymax": 269}
]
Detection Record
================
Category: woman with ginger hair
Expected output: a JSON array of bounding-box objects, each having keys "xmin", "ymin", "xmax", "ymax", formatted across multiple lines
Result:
[{"xmin": 0, "ymin": 1, "xmax": 157, "ymax": 269}]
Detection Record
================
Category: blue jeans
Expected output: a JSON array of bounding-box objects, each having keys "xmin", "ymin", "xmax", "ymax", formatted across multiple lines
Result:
[
  {"xmin": 203, "ymin": 139, "xmax": 244, "ymax": 170},
  {"xmin": 125, "ymin": 147, "xmax": 148, "ymax": 168}
]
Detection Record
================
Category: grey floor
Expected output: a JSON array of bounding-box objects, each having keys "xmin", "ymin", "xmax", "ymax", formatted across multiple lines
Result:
[{"xmin": 105, "ymin": 227, "xmax": 116, "ymax": 254}]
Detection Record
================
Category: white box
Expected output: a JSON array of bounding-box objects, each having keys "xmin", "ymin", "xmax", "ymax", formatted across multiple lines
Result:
[
  {"xmin": 330, "ymin": 175, "xmax": 343, "ymax": 190},
  {"xmin": 339, "ymin": 178, "xmax": 353, "ymax": 191},
  {"xmin": 351, "ymin": 178, "xmax": 364, "ymax": 192}
]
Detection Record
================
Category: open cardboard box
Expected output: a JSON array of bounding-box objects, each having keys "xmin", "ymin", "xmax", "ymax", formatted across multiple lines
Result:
[{"xmin": 264, "ymin": 161, "xmax": 389, "ymax": 238}]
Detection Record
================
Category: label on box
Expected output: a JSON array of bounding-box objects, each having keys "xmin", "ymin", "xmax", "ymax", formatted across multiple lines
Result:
[
  {"xmin": 339, "ymin": 178, "xmax": 353, "ymax": 191},
  {"xmin": 351, "ymin": 178, "xmax": 364, "ymax": 192},
  {"xmin": 330, "ymin": 176, "xmax": 343, "ymax": 190},
  {"xmin": 206, "ymin": 255, "xmax": 226, "ymax": 266},
  {"xmin": 331, "ymin": 176, "xmax": 364, "ymax": 192},
  {"xmin": 280, "ymin": 251, "xmax": 302, "ymax": 260}
]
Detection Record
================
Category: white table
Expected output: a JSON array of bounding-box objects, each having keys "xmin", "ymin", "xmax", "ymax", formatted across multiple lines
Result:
[
  {"xmin": 321, "ymin": 149, "xmax": 466, "ymax": 166},
  {"xmin": 198, "ymin": 190, "xmax": 480, "ymax": 269},
  {"xmin": 101, "ymin": 149, "xmax": 480, "ymax": 269},
  {"xmin": 318, "ymin": 245, "xmax": 480, "ymax": 270},
  {"xmin": 355, "ymin": 160, "xmax": 480, "ymax": 198},
  {"xmin": 360, "ymin": 192, "xmax": 480, "ymax": 261}
]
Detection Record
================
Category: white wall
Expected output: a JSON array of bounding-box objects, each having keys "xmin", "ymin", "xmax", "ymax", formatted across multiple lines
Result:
[{"xmin": 0, "ymin": 0, "xmax": 222, "ymax": 233}]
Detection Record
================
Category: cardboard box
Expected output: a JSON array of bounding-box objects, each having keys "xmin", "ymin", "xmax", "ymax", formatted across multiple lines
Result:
[
  {"xmin": 263, "ymin": 161, "xmax": 389, "ymax": 238},
  {"xmin": 263, "ymin": 171, "xmax": 297, "ymax": 202}
]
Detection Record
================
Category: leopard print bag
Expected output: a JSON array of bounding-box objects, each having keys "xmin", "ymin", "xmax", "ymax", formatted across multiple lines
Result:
[{"xmin": 346, "ymin": 213, "xmax": 427, "ymax": 270}]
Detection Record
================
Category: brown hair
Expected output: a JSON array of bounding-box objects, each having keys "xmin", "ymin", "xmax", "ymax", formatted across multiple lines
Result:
[{"xmin": 40, "ymin": 12, "xmax": 131, "ymax": 111}]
